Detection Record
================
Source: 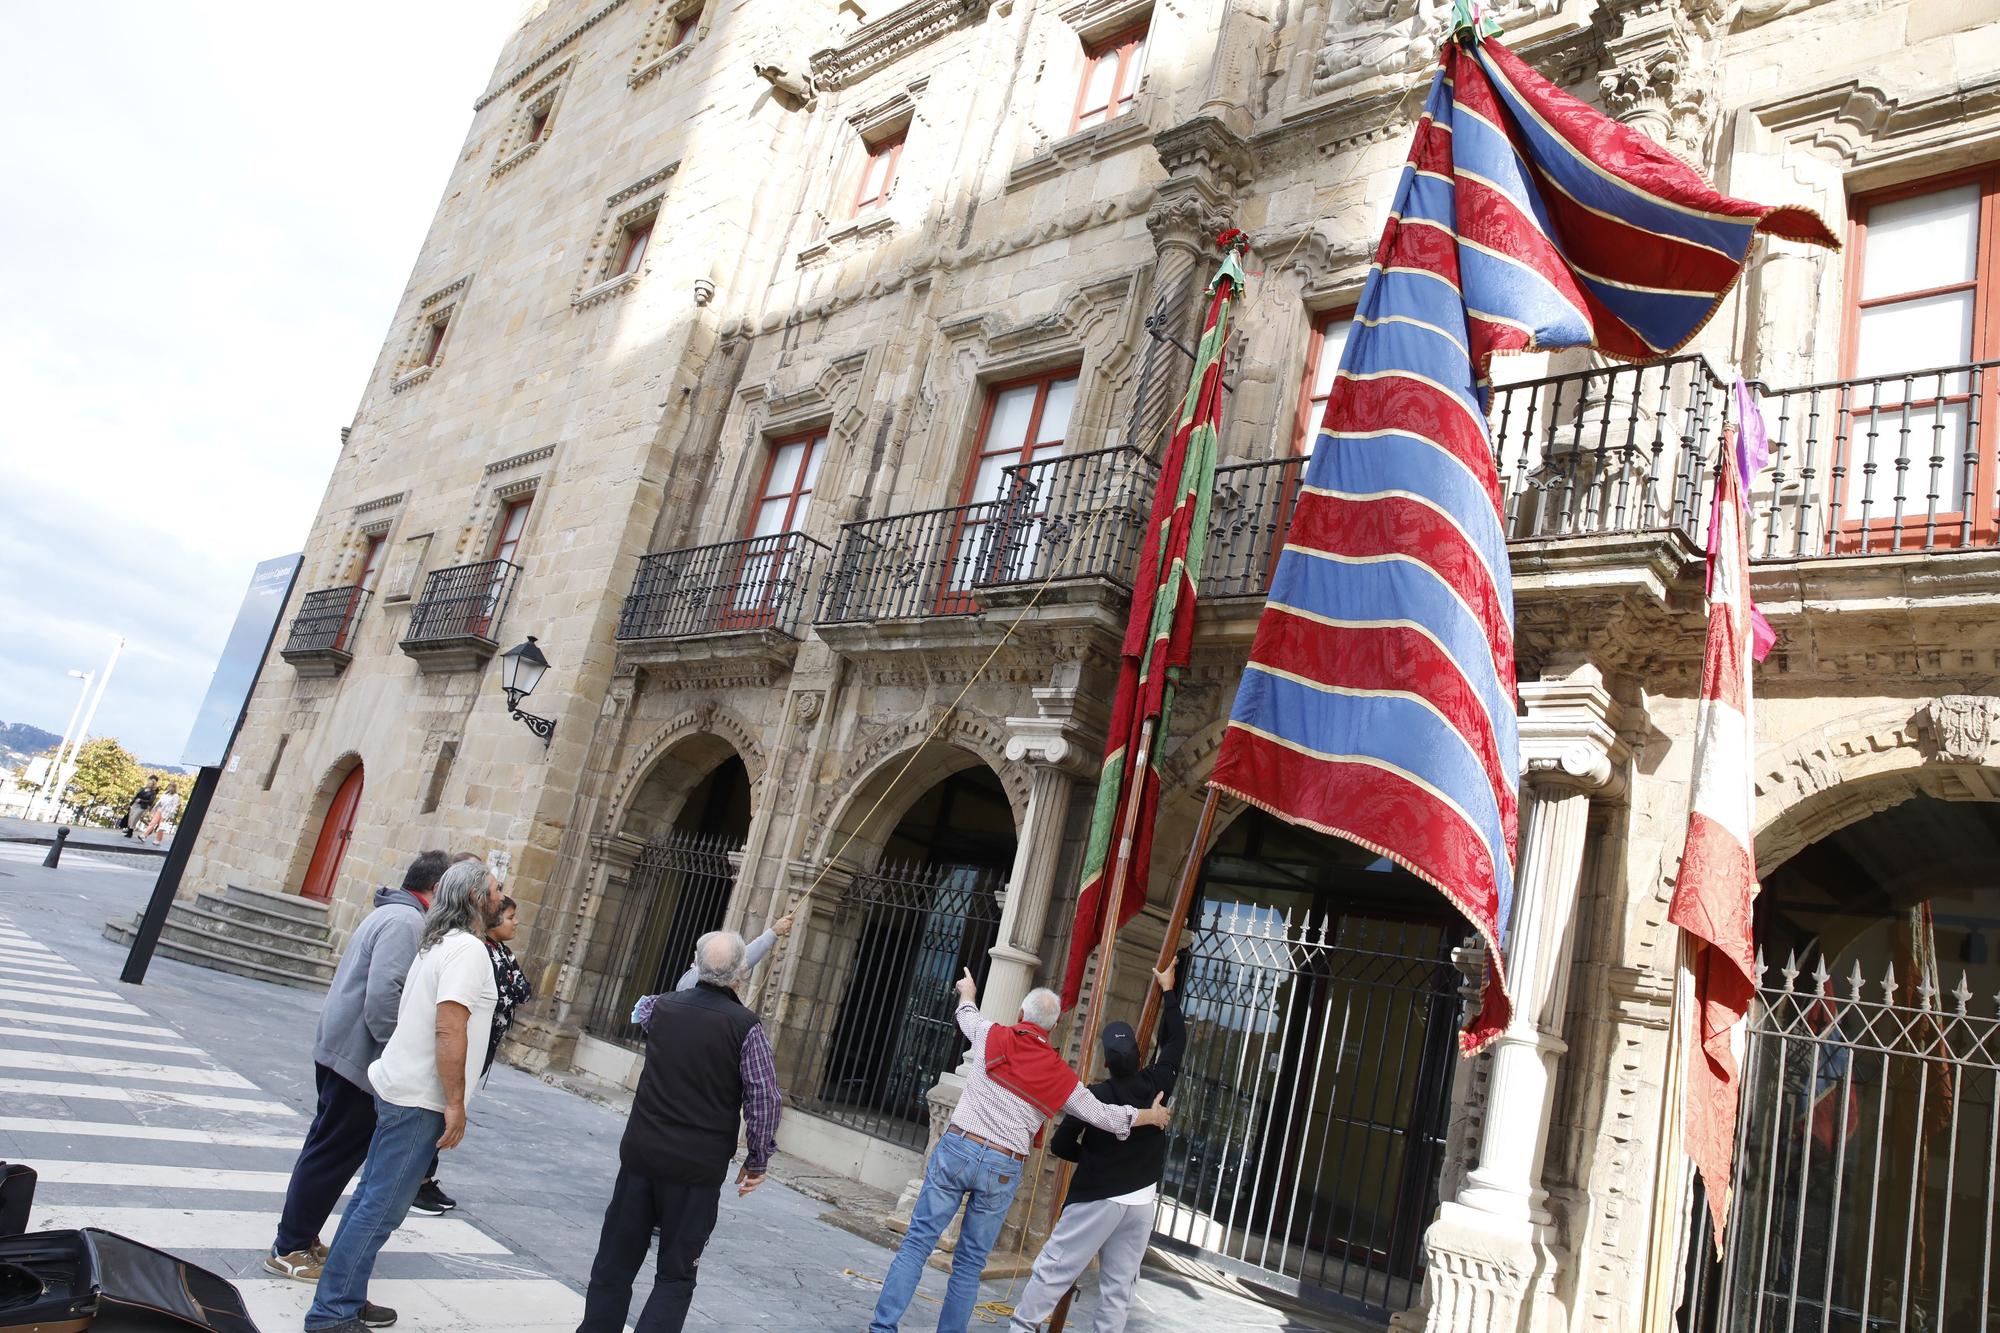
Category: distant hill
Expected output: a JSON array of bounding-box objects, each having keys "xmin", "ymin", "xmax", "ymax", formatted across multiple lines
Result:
[{"xmin": 0, "ymin": 721, "xmax": 62, "ymax": 767}]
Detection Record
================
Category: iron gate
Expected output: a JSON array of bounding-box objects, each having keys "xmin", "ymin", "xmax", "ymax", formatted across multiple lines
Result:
[
  {"xmin": 579, "ymin": 829, "xmax": 741, "ymax": 1046},
  {"xmin": 1154, "ymin": 903, "xmax": 1465, "ymax": 1320},
  {"xmin": 784, "ymin": 860, "xmax": 1002, "ymax": 1150},
  {"xmin": 1682, "ymin": 950, "xmax": 2000, "ymax": 1333}
]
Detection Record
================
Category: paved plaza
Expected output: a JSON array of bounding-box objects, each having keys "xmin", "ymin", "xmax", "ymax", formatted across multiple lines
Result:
[{"xmin": 0, "ymin": 841, "xmax": 1337, "ymax": 1331}]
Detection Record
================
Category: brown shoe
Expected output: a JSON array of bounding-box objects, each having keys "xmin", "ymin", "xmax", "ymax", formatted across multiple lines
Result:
[
  {"xmin": 263, "ymin": 1248, "xmax": 321, "ymax": 1281},
  {"xmin": 311, "ymin": 1240, "xmax": 329, "ymax": 1262}
]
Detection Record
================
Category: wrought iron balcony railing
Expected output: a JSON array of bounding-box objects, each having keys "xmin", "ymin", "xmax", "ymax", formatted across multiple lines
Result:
[
  {"xmin": 1752, "ymin": 359, "xmax": 2000, "ymax": 559},
  {"xmin": 818, "ymin": 445, "xmax": 1158, "ymax": 624},
  {"xmin": 401, "ymin": 558, "xmax": 520, "ymax": 647},
  {"xmin": 617, "ymin": 532, "xmax": 829, "ymax": 641},
  {"xmin": 284, "ymin": 586, "xmax": 371, "ymax": 656},
  {"xmin": 1206, "ymin": 356, "xmax": 1727, "ymax": 596}
]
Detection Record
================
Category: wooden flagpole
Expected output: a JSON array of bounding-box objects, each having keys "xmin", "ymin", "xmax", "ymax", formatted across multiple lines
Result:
[{"xmin": 1046, "ymin": 784, "xmax": 1219, "ymax": 1332}]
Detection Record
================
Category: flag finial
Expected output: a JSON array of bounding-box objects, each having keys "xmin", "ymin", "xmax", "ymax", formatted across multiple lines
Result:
[{"xmin": 1450, "ymin": 0, "xmax": 1501, "ymax": 38}]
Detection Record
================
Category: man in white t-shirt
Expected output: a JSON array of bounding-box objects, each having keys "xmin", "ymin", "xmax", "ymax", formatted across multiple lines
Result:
[{"xmin": 304, "ymin": 859, "xmax": 500, "ymax": 1333}]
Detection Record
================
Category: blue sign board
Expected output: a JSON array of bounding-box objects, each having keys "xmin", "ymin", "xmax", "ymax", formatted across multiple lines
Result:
[{"xmin": 181, "ymin": 554, "xmax": 302, "ymax": 768}]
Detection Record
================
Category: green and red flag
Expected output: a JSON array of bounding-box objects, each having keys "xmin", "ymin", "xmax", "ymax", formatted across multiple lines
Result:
[{"xmin": 1060, "ymin": 236, "xmax": 1245, "ymax": 1007}]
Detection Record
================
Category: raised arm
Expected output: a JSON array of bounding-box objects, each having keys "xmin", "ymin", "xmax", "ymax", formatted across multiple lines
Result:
[{"xmin": 1148, "ymin": 961, "xmax": 1187, "ymax": 1093}]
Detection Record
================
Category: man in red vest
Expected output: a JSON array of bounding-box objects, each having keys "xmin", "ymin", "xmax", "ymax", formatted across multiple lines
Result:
[{"xmin": 867, "ymin": 970, "xmax": 1171, "ymax": 1333}]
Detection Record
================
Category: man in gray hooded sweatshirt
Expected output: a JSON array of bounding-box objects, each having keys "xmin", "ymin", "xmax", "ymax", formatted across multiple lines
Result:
[{"xmin": 266, "ymin": 850, "xmax": 450, "ymax": 1286}]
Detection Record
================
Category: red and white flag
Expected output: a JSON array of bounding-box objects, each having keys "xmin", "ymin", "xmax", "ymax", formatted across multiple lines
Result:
[{"xmin": 1668, "ymin": 432, "xmax": 1761, "ymax": 1253}]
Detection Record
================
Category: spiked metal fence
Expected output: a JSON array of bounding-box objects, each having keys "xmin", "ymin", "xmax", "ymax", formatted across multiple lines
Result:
[
  {"xmin": 1681, "ymin": 946, "xmax": 2000, "ymax": 1333},
  {"xmin": 577, "ymin": 830, "xmax": 742, "ymax": 1047}
]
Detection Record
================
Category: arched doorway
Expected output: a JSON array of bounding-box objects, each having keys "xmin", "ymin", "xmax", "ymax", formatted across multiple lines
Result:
[
  {"xmin": 788, "ymin": 764, "xmax": 1016, "ymax": 1149},
  {"xmin": 1153, "ymin": 807, "xmax": 1467, "ymax": 1321},
  {"xmin": 299, "ymin": 763, "xmax": 364, "ymax": 903},
  {"xmin": 581, "ymin": 753, "xmax": 753, "ymax": 1043},
  {"xmin": 1682, "ymin": 792, "xmax": 2000, "ymax": 1332}
]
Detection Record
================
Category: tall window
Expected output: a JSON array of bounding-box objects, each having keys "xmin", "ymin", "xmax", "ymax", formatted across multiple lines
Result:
[
  {"xmin": 670, "ymin": 5, "xmax": 701, "ymax": 48},
  {"xmin": 616, "ymin": 215, "xmax": 655, "ymax": 277},
  {"xmin": 356, "ymin": 536, "xmax": 385, "ymax": 589},
  {"xmin": 489, "ymin": 497, "xmax": 532, "ymax": 565},
  {"xmin": 1071, "ymin": 24, "xmax": 1149, "ymax": 133},
  {"xmin": 1841, "ymin": 169, "xmax": 2000, "ymax": 539},
  {"xmin": 527, "ymin": 105, "xmax": 553, "ymax": 143},
  {"xmin": 1294, "ymin": 308, "xmax": 1356, "ymax": 456},
  {"xmin": 422, "ymin": 319, "xmax": 449, "ymax": 368},
  {"xmin": 733, "ymin": 431, "xmax": 828, "ymax": 621},
  {"xmin": 945, "ymin": 370, "xmax": 1079, "ymax": 603},
  {"xmin": 853, "ymin": 133, "xmax": 905, "ymax": 215},
  {"xmin": 748, "ymin": 431, "xmax": 827, "ymax": 540}
]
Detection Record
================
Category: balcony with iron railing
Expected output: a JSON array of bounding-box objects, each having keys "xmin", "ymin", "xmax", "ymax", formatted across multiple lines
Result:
[
  {"xmin": 1202, "ymin": 356, "xmax": 1728, "ymax": 617},
  {"xmin": 398, "ymin": 558, "xmax": 521, "ymax": 672},
  {"xmin": 816, "ymin": 444, "xmax": 1159, "ymax": 649},
  {"xmin": 615, "ymin": 531, "xmax": 829, "ymax": 675},
  {"xmin": 280, "ymin": 586, "xmax": 371, "ymax": 677}
]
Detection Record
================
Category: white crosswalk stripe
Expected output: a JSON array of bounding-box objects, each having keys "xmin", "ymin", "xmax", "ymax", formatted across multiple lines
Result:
[{"xmin": 0, "ymin": 911, "xmax": 588, "ymax": 1332}]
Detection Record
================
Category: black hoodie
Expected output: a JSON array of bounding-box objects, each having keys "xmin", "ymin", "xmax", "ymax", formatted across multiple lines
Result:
[{"xmin": 1049, "ymin": 987, "xmax": 1186, "ymax": 1206}]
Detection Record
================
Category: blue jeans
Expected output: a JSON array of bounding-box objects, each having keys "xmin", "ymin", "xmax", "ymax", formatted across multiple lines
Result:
[
  {"xmin": 305, "ymin": 1096, "xmax": 444, "ymax": 1330},
  {"xmin": 869, "ymin": 1132, "xmax": 1021, "ymax": 1333}
]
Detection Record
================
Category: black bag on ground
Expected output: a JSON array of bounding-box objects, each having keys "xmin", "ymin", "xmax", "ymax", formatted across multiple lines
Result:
[
  {"xmin": 0, "ymin": 1165, "xmax": 33, "ymax": 1239},
  {"xmin": 0, "ymin": 1228, "xmax": 258, "ymax": 1332}
]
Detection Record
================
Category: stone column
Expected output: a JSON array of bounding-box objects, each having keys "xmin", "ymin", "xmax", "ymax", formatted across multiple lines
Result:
[{"xmin": 1419, "ymin": 660, "xmax": 1627, "ymax": 1333}]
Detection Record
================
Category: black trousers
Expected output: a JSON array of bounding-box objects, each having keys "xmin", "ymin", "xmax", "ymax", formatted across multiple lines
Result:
[
  {"xmin": 273, "ymin": 1064, "xmax": 377, "ymax": 1255},
  {"xmin": 576, "ymin": 1166, "xmax": 722, "ymax": 1333}
]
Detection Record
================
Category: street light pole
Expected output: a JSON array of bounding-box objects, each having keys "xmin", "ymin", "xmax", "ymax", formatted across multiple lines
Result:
[
  {"xmin": 31, "ymin": 669, "xmax": 93, "ymax": 822},
  {"xmin": 57, "ymin": 639, "xmax": 122, "ymax": 814}
]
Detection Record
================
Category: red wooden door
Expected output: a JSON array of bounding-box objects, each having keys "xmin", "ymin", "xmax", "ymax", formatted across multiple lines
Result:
[{"xmin": 300, "ymin": 765, "xmax": 364, "ymax": 903}]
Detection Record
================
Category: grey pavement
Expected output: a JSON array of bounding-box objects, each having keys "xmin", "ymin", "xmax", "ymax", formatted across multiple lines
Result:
[
  {"xmin": 0, "ymin": 812, "xmax": 170, "ymax": 856},
  {"xmin": 0, "ymin": 844, "xmax": 1337, "ymax": 1331}
]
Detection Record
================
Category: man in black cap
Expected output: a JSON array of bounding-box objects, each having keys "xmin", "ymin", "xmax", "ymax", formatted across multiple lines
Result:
[{"xmin": 1007, "ymin": 958, "xmax": 1186, "ymax": 1332}]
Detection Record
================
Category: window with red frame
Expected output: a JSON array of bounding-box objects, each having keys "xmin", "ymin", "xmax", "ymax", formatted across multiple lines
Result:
[
  {"xmin": 944, "ymin": 370, "xmax": 1079, "ymax": 603},
  {"xmin": 615, "ymin": 215, "xmax": 655, "ymax": 277},
  {"xmin": 852, "ymin": 133, "xmax": 905, "ymax": 215},
  {"xmin": 356, "ymin": 536, "xmax": 385, "ymax": 589},
  {"xmin": 670, "ymin": 6, "xmax": 701, "ymax": 48},
  {"xmin": 422, "ymin": 319, "xmax": 448, "ymax": 367},
  {"xmin": 1839, "ymin": 168, "xmax": 2000, "ymax": 538},
  {"xmin": 1293, "ymin": 308, "xmax": 1356, "ymax": 456},
  {"xmin": 490, "ymin": 497, "xmax": 533, "ymax": 566},
  {"xmin": 1071, "ymin": 23, "xmax": 1149, "ymax": 133},
  {"xmin": 731, "ymin": 431, "xmax": 827, "ymax": 621},
  {"xmin": 747, "ymin": 431, "xmax": 827, "ymax": 541}
]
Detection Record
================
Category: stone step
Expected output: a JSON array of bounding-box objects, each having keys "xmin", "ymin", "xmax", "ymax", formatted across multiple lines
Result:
[
  {"xmin": 196, "ymin": 889, "xmax": 334, "ymax": 943},
  {"xmin": 101, "ymin": 918, "xmax": 331, "ymax": 992},
  {"xmin": 153, "ymin": 909, "xmax": 336, "ymax": 981},
  {"xmin": 220, "ymin": 882, "xmax": 331, "ymax": 927},
  {"xmin": 176, "ymin": 897, "xmax": 336, "ymax": 960}
]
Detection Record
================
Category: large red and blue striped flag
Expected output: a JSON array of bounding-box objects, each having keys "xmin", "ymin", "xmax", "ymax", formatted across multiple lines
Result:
[{"xmin": 1207, "ymin": 32, "xmax": 1833, "ymax": 1054}]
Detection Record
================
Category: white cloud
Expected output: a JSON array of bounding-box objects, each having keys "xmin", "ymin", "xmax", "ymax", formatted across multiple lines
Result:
[{"xmin": 0, "ymin": 2, "xmax": 522, "ymax": 764}]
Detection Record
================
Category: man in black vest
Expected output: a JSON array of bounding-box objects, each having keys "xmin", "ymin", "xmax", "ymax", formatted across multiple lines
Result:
[
  {"xmin": 576, "ymin": 930, "xmax": 781, "ymax": 1333},
  {"xmin": 1007, "ymin": 957, "xmax": 1187, "ymax": 1332}
]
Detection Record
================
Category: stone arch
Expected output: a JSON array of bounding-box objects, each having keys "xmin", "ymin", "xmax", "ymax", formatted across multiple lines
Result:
[
  {"xmin": 603, "ymin": 703, "xmax": 765, "ymax": 836},
  {"xmin": 279, "ymin": 751, "xmax": 366, "ymax": 896},
  {"xmin": 1635, "ymin": 695, "xmax": 2000, "ymax": 976},
  {"xmin": 809, "ymin": 716, "xmax": 1027, "ymax": 872}
]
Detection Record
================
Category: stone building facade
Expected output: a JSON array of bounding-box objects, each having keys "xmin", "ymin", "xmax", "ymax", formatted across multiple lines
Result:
[{"xmin": 185, "ymin": 0, "xmax": 2000, "ymax": 1326}]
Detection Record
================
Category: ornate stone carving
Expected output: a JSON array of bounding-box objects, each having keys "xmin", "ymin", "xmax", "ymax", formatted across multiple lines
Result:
[
  {"xmin": 809, "ymin": 0, "xmax": 992, "ymax": 91},
  {"xmin": 1312, "ymin": 0, "xmax": 1441, "ymax": 98},
  {"xmin": 1598, "ymin": 51, "xmax": 1714, "ymax": 163},
  {"xmin": 793, "ymin": 690, "xmax": 824, "ymax": 723},
  {"xmin": 1924, "ymin": 695, "xmax": 1999, "ymax": 763}
]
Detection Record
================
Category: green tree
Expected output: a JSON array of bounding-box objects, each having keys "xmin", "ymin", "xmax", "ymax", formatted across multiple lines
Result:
[{"xmin": 62, "ymin": 737, "xmax": 142, "ymax": 828}]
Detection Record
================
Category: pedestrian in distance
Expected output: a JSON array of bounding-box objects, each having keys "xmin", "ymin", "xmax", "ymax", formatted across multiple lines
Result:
[
  {"xmin": 629, "ymin": 912, "xmax": 794, "ymax": 1031},
  {"xmin": 143, "ymin": 785, "xmax": 180, "ymax": 844},
  {"xmin": 868, "ymin": 971, "xmax": 1173, "ymax": 1333},
  {"xmin": 304, "ymin": 859, "xmax": 502, "ymax": 1333},
  {"xmin": 124, "ymin": 776, "xmax": 159, "ymax": 838},
  {"xmin": 576, "ymin": 930, "xmax": 782, "ymax": 1333},
  {"xmin": 266, "ymin": 849, "xmax": 450, "ymax": 1284},
  {"xmin": 1007, "ymin": 957, "xmax": 1188, "ymax": 1333}
]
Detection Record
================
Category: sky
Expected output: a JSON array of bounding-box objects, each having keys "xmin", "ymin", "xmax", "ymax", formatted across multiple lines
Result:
[{"xmin": 0, "ymin": 3, "xmax": 525, "ymax": 767}]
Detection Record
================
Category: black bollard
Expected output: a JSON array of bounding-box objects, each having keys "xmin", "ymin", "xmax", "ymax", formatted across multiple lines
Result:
[{"xmin": 41, "ymin": 828, "xmax": 70, "ymax": 868}]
